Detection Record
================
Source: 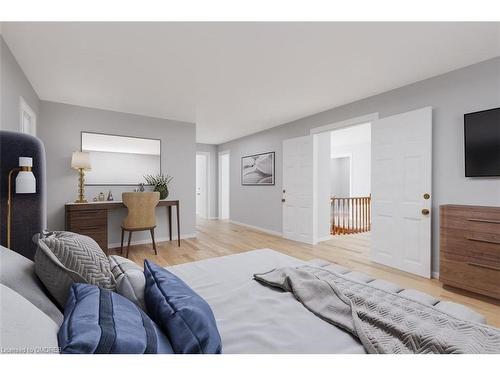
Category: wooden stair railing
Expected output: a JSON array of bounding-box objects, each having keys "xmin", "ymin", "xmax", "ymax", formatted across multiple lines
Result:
[{"xmin": 331, "ymin": 195, "xmax": 371, "ymax": 235}]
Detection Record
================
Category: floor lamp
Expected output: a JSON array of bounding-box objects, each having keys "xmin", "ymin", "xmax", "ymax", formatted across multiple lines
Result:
[{"xmin": 7, "ymin": 157, "xmax": 37, "ymax": 249}]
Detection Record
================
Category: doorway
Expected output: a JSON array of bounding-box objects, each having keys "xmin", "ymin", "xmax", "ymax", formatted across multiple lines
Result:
[
  {"xmin": 196, "ymin": 152, "xmax": 209, "ymax": 218},
  {"xmin": 219, "ymin": 151, "xmax": 230, "ymax": 220},
  {"xmin": 283, "ymin": 108, "xmax": 432, "ymax": 278},
  {"xmin": 330, "ymin": 123, "xmax": 371, "ymax": 236}
]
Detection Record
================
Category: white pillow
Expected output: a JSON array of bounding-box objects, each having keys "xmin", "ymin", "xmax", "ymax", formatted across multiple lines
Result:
[{"xmin": 109, "ymin": 255, "xmax": 146, "ymax": 311}]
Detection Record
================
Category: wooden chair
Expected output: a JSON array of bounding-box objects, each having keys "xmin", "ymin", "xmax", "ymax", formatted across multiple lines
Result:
[{"xmin": 121, "ymin": 192, "xmax": 160, "ymax": 258}]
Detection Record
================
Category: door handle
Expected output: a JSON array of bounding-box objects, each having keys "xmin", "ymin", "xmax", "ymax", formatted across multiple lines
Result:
[{"xmin": 421, "ymin": 209, "xmax": 430, "ymax": 215}]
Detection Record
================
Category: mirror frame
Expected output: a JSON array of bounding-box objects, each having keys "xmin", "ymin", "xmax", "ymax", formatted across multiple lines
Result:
[{"xmin": 80, "ymin": 131, "xmax": 162, "ymax": 186}]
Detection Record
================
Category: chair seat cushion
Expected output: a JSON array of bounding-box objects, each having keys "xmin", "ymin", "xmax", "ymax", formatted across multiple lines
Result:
[
  {"xmin": 144, "ymin": 260, "xmax": 222, "ymax": 354},
  {"xmin": 58, "ymin": 283, "xmax": 173, "ymax": 354}
]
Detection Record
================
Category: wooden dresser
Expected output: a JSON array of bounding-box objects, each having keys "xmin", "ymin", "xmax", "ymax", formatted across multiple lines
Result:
[{"xmin": 440, "ymin": 205, "xmax": 500, "ymax": 299}]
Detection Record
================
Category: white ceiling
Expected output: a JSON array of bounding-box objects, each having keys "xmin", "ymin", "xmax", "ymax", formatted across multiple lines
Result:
[{"xmin": 2, "ymin": 22, "xmax": 500, "ymax": 144}]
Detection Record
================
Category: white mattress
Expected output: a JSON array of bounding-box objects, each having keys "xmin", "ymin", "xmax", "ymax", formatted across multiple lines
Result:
[{"xmin": 167, "ymin": 249, "xmax": 365, "ymax": 354}]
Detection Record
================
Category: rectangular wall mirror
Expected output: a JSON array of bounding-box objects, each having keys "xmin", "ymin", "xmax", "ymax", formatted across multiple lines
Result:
[{"xmin": 82, "ymin": 132, "xmax": 161, "ymax": 185}]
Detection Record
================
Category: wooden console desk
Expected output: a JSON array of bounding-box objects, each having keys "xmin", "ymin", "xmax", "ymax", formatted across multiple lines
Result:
[{"xmin": 65, "ymin": 200, "xmax": 180, "ymax": 252}]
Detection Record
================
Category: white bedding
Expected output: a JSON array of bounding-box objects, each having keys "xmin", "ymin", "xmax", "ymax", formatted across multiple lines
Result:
[{"xmin": 167, "ymin": 249, "xmax": 365, "ymax": 354}]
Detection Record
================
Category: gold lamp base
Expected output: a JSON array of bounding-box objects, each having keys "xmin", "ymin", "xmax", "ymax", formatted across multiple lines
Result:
[{"xmin": 75, "ymin": 168, "xmax": 87, "ymax": 204}]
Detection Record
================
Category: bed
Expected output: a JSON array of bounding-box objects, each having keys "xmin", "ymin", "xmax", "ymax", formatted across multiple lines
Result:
[
  {"xmin": 1, "ymin": 245, "xmax": 496, "ymax": 353},
  {"xmin": 167, "ymin": 249, "xmax": 365, "ymax": 354},
  {"xmin": 165, "ymin": 248, "xmax": 496, "ymax": 354}
]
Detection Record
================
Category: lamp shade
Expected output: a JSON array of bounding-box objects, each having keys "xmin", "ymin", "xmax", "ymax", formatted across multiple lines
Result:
[
  {"xmin": 16, "ymin": 157, "xmax": 36, "ymax": 194},
  {"xmin": 71, "ymin": 151, "xmax": 91, "ymax": 170}
]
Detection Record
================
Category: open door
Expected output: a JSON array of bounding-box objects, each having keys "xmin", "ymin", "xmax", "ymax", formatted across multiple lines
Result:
[
  {"xmin": 282, "ymin": 135, "xmax": 317, "ymax": 244},
  {"xmin": 196, "ymin": 153, "xmax": 208, "ymax": 218},
  {"xmin": 371, "ymin": 107, "xmax": 432, "ymax": 278}
]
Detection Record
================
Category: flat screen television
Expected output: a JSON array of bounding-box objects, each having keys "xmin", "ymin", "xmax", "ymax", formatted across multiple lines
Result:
[{"xmin": 464, "ymin": 107, "xmax": 500, "ymax": 177}]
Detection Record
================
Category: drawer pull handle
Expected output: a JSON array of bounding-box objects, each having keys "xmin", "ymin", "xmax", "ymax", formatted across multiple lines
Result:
[
  {"xmin": 465, "ymin": 236, "xmax": 500, "ymax": 245},
  {"xmin": 467, "ymin": 262, "xmax": 500, "ymax": 272},
  {"xmin": 467, "ymin": 218, "xmax": 500, "ymax": 224}
]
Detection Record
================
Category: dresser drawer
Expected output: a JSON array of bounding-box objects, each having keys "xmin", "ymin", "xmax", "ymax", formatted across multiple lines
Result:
[
  {"xmin": 440, "ymin": 227, "xmax": 500, "ymax": 262},
  {"xmin": 440, "ymin": 258, "xmax": 500, "ymax": 299},
  {"xmin": 441, "ymin": 206, "xmax": 500, "ymax": 233}
]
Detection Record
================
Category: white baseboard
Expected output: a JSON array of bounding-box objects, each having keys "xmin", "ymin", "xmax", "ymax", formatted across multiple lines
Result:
[
  {"xmin": 108, "ymin": 233, "xmax": 197, "ymax": 249},
  {"xmin": 318, "ymin": 235, "xmax": 334, "ymax": 242},
  {"xmin": 431, "ymin": 271, "xmax": 439, "ymax": 279},
  {"xmin": 229, "ymin": 220, "xmax": 283, "ymax": 237}
]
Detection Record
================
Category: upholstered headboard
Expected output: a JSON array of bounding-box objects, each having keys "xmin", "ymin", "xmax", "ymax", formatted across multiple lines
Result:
[{"xmin": 0, "ymin": 130, "xmax": 46, "ymax": 260}]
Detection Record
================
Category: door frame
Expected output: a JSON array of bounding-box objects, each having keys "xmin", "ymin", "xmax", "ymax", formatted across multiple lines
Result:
[
  {"xmin": 196, "ymin": 151, "xmax": 210, "ymax": 219},
  {"xmin": 218, "ymin": 150, "xmax": 230, "ymax": 220},
  {"xmin": 308, "ymin": 113, "xmax": 379, "ymax": 243},
  {"xmin": 310, "ymin": 112, "xmax": 379, "ymax": 135}
]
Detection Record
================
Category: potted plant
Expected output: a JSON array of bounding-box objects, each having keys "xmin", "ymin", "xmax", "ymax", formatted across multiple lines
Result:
[{"xmin": 144, "ymin": 174, "xmax": 174, "ymax": 200}]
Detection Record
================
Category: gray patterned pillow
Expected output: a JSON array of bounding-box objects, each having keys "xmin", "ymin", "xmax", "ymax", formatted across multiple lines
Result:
[
  {"xmin": 109, "ymin": 255, "xmax": 146, "ymax": 311},
  {"xmin": 34, "ymin": 231, "xmax": 116, "ymax": 307}
]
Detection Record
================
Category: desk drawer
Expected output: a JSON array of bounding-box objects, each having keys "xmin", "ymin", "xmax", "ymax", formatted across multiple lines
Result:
[
  {"xmin": 66, "ymin": 209, "xmax": 108, "ymax": 252},
  {"xmin": 68, "ymin": 209, "xmax": 107, "ymax": 230}
]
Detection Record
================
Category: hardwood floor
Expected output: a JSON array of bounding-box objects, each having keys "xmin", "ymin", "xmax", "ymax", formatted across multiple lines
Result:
[{"xmin": 109, "ymin": 218, "xmax": 500, "ymax": 327}]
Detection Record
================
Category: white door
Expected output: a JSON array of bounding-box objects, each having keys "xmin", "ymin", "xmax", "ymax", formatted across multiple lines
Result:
[
  {"xmin": 282, "ymin": 135, "xmax": 316, "ymax": 244},
  {"xmin": 196, "ymin": 153, "xmax": 208, "ymax": 218},
  {"xmin": 371, "ymin": 107, "xmax": 432, "ymax": 278},
  {"xmin": 20, "ymin": 96, "xmax": 36, "ymax": 136},
  {"xmin": 219, "ymin": 152, "xmax": 230, "ymax": 220}
]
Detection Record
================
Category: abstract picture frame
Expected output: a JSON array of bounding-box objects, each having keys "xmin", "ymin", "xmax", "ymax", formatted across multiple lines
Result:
[{"xmin": 241, "ymin": 151, "xmax": 275, "ymax": 186}]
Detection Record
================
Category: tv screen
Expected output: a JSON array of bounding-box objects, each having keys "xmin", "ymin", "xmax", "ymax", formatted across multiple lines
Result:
[{"xmin": 464, "ymin": 107, "xmax": 500, "ymax": 177}]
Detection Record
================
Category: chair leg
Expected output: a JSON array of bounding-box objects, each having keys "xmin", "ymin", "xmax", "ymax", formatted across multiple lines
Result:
[
  {"xmin": 126, "ymin": 231, "xmax": 132, "ymax": 258},
  {"xmin": 120, "ymin": 228, "xmax": 125, "ymax": 255},
  {"xmin": 150, "ymin": 228, "xmax": 157, "ymax": 255}
]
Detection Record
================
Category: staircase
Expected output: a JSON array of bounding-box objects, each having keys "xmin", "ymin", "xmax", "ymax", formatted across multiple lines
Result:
[{"xmin": 331, "ymin": 195, "xmax": 371, "ymax": 235}]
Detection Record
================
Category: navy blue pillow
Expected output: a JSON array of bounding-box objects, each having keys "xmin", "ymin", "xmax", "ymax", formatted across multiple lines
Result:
[
  {"xmin": 58, "ymin": 283, "xmax": 174, "ymax": 354},
  {"xmin": 144, "ymin": 260, "xmax": 222, "ymax": 354}
]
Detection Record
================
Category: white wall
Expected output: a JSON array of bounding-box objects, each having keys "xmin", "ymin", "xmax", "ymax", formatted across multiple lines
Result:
[
  {"xmin": 1, "ymin": 36, "xmax": 39, "ymax": 133},
  {"xmin": 330, "ymin": 157, "xmax": 350, "ymax": 197},
  {"xmin": 330, "ymin": 123, "xmax": 371, "ymax": 197},
  {"xmin": 218, "ymin": 57, "xmax": 500, "ymax": 274},
  {"xmin": 39, "ymin": 101, "xmax": 197, "ymax": 246}
]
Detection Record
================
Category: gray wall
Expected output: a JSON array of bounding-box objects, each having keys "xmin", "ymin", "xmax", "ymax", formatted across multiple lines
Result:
[
  {"xmin": 0, "ymin": 36, "xmax": 40, "ymax": 132},
  {"xmin": 196, "ymin": 143, "xmax": 219, "ymax": 219},
  {"xmin": 39, "ymin": 101, "xmax": 197, "ymax": 246},
  {"xmin": 218, "ymin": 57, "xmax": 500, "ymax": 274}
]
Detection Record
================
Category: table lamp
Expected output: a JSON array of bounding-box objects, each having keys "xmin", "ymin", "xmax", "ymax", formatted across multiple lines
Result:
[
  {"xmin": 71, "ymin": 151, "xmax": 92, "ymax": 203},
  {"xmin": 7, "ymin": 157, "xmax": 36, "ymax": 248}
]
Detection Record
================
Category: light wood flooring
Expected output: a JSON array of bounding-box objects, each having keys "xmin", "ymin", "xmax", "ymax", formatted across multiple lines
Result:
[{"xmin": 109, "ymin": 218, "xmax": 500, "ymax": 327}]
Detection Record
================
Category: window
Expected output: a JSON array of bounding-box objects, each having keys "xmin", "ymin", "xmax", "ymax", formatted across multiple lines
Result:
[{"xmin": 19, "ymin": 96, "xmax": 36, "ymax": 136}]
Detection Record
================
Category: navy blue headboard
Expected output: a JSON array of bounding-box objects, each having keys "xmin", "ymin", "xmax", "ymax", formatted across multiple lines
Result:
[{"xmin": 0, "ymin": 130, "xmax": 46, "ymax": 260}]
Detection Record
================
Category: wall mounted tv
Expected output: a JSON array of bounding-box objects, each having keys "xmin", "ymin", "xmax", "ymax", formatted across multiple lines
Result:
[{"xmin": 464, "ymin": 107, "xmax": 500, "ymax": 177}]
